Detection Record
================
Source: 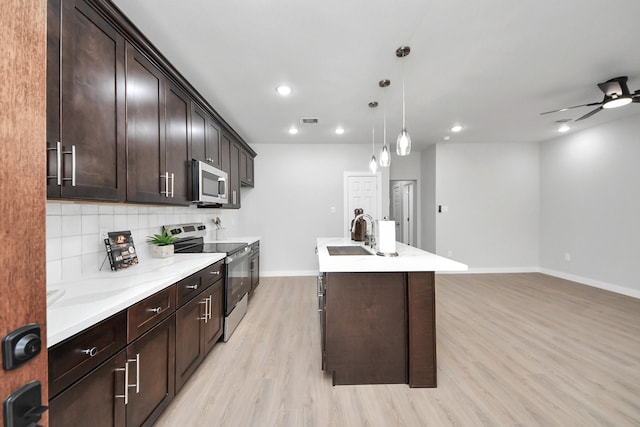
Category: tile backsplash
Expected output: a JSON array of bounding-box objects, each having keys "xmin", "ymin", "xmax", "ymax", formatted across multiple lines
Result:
[{"xmin": 46, "ymin": 202, "xmax": 237, "ymax": 285}]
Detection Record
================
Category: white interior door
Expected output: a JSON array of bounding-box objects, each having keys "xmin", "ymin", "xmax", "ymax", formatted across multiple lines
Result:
[
  {"xmin": 344, "ymin": 172, "xmax": 381, "ymax": 237},
  {"xmin": 404, "ymin": 182, "xmax": 414, "ymax": 246},
  {"xmin": 392, "ymin": 183, "xmax": 403, "ymax": 241}
]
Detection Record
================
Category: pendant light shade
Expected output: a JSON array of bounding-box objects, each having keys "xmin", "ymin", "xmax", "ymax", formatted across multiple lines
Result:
[
  {"xmin": 378, "ymin": 79, "xmax": 391, "ymax": 167},
  {"xmin": 379, "ymin": 144, "xmax": 391, "ymax": 167},
  {"xmin": 396, "ymin": 46, "xmax": 411, "ymax": 156},
  {"xmin": 369, "ymin": 127, "xmax": 378, "ymax": 173}
]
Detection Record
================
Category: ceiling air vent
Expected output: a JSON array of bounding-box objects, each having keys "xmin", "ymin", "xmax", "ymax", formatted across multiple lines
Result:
[{"xmin": 300, "ymin": 117, "xmax": 319, "ymax": 124}]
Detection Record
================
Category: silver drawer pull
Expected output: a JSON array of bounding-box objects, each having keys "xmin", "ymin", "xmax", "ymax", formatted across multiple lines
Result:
[
  {"xmin": 210, "ymin": 271, "xmax": 220, "ymax": 275},
  {"xmin": 81, "ymin": 347, "xmax": 98, "ymax": 357},
  {"xmin": 148, "ymin": 306, "xmax": 162, "ymax": 314},
  {"xmin": 186, "ymin": 283, "xmax": 199, "ymax": 290}
]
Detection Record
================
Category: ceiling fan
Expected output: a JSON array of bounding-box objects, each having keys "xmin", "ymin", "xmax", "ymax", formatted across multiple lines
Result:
[{"xmin": 541, "ymin": 76, "xmax": 640, "ymax": 121}]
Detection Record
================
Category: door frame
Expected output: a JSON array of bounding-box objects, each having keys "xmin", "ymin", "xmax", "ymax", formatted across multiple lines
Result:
[{"xmin": 343, "ymin": 171, "xmax": 382, "ymax": 238}]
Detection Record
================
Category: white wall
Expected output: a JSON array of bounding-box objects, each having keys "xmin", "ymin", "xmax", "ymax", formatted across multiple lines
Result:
[
  {"xmin": 237, "ymin": 143, "xmax": 389, "ymax": 276},
  {"xmin": 420, "ymin": 145, "xmax": 436, "ymax": 252},
  {"xmin": 539, "ymin": 114, "xmax": 640, "ymax": 297},
  {"xmin": 435, "ymin": 142, "xmax": 540, "ymax": 271}
]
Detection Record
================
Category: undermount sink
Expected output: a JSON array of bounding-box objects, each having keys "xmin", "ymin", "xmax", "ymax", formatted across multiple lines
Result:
[{"xmin": 326, "ymin": 246, "xmax": 373, "ymax": 256}]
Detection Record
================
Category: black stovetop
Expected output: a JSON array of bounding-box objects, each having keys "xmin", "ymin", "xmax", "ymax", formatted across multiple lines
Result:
[{"xmin": 174, "ymin": 238, "xmax": 247, "ymax": 255}]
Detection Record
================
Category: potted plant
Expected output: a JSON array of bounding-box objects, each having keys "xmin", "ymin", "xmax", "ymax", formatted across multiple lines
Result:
[{"xmin": 147, "ymin": 228, "xmax": 177, "ymax": 258}]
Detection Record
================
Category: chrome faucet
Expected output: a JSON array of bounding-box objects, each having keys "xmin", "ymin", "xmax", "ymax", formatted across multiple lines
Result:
[{"xmin": 351, "ymin": 214, "xmax": 376, "ymax": 249}]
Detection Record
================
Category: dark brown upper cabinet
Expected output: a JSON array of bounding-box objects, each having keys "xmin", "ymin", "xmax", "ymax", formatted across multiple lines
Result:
[
  {"xmin": 125, "ymin": 44, "xmax": 190, "ymax": 205},
  {"xmin": 191, "ymin": 103, "xmax": 221, "ymax": 168},
  {"xmin": 47, "ymin": 0, "xmax": 126, "ymax": 201},
  {"xmin": 220, "ymin": 133, "xmax": 241, "ymax": 208},
  {"xmin": 240, "ymin": 147, "xmax": 254, "ymax": 188}
]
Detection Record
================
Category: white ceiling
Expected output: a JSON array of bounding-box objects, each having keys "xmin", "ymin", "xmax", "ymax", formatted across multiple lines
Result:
[{"xmin": 112, "ymin": 0, "xmax": 640, "ymax": 150}]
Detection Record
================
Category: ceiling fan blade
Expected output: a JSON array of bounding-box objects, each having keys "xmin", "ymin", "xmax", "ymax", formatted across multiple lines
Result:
[
  {"xmin": 575, "ymin": 106, "xmax": 603, "ymax": 121},
  {"xmin": 540, "ymin": 102, "xmax": 601, "ymax": 115}
]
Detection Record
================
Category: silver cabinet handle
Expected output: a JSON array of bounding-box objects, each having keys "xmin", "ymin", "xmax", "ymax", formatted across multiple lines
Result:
[
  {"xmin": 198, "ymin": 298, "xmax": 209, "ymax": 323},
  {"xmin": 115, "ymin": 360, "xmax": 129, "ymax": 404},
  {"xmin": 207, "ymin": 295, "xmax": 212, "ymax": 320},
  {"xmin": 210, "ymin": 271, "xmax": 220, "ymax": 276},
  {"xmin": 128, "ymin": 353, "xmax": 140, "ymax": 394},
  {"xmin": 170, "ymin": 172, "xmax": 175, "ymax": 197},
  {"xmin": 61, "ymin": 144, "xmax": 76, "ymax": 186},
  {"xmin": 47, "ymin": 141, "xmax": 62, "ymax": 185},
  {"xmin": 81, "ymin": 346, "xmax": 98, "ymax": 357},
  {"xmin": 186, "ymin": 283, "xmax": 199, "ymax": 290},
  {"xmin": 148, "ymin": 306, "xmax": 162, "ymax": 314},
  {"xmin": 160, "ymin": 172, "xmax": 169, "ymax": 196}
]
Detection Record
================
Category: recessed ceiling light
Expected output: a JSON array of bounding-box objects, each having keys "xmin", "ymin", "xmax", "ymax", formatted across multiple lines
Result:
[
  {"xmin": 288, "ymin": 127, "xmax": 298, "ymax": 135},
  {"xmin": 443, "ymin": 136, "xmax": 451, "ymax": 141},
  {"xmin": 335, "ymin": 127, "xmax": 345, "ymax": 135},
  {"xmin": 451, "ymin": 125, "xmax": 463, "ymax": 133},
  {"xmin": 558, "ymin": 124, "xmax": 571, "ymax": 133},
  {"xmin": 276, "ymin": 85, "xmax": 292, "ymax": 96}
]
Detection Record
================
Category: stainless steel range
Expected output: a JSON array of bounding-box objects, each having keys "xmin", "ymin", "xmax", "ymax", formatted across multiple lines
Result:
[{"xmin": 165, "ymin": 223, "xmax": 250, "ymax": 341}]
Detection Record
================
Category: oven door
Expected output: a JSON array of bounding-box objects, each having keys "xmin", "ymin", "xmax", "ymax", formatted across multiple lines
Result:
[{"xmin": 225, "ymin": 247, "xmax": 251, "ymax": 315}]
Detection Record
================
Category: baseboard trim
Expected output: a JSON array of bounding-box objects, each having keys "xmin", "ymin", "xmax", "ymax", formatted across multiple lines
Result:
[
  {"xmin": 262, "ymin": 270, "xmax": 318, "ymax": 277},
  {"xmin": 539, "ymin": 268, "xmax": 640, "ymax": 299},
  {"xmin": 438, "ymin": 267, "xmax": 540, "ymax": 274}
]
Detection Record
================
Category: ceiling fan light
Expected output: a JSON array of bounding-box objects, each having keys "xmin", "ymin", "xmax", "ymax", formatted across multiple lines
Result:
[
  {"xmin": 603, "ymin": 96, "xmax": 632, "ymax": 109},
  {"xmin": 396, "ymin": 129, "xmax": 411, "ymax": 156}
]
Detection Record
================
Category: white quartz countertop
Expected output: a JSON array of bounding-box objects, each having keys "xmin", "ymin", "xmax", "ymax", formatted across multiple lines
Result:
[
  {"xmin": 317, "ymin": 237, "xmax": 468, "ymax": 273},
  {"xmin": 47, "ymin": 253, "xmax": 225, "ymax": 348}
]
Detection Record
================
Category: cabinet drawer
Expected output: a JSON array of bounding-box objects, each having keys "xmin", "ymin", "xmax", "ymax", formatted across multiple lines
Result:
[
  {"xmin": 176, "ymin": 271, "xmax": 204, "ymax": 308},
  {"xmin": 128, "ymin": 286, "xmax": 176, "ymax": 342},
  {"xmin": 201, "ymin": 260, "xmax": 224, "ymax": 286},
  {"xmin": 49, "ymin": 311, "xmax": 127, "ymax": 398}
]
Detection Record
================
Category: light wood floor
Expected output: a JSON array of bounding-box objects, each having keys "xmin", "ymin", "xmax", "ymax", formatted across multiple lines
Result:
[{"xmin": 154, "ymin": 273, "xmax": 640, "ymax": 427}]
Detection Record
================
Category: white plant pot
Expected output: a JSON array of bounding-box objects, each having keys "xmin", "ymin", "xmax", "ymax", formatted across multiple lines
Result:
[{"xmin": 152, "ymin": 244, "xmax": 174, "ymax": 258}]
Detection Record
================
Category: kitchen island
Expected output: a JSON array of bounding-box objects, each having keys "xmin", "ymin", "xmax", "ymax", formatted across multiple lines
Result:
[{"xmin": 316, "ymin": 238, "xmax": 467, "ymax": 387}]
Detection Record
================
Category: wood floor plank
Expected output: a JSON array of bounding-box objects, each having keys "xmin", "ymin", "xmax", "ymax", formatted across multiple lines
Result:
[{"xmin": 154, "ymin": 273, "xmax": 640, "ymax": 427}]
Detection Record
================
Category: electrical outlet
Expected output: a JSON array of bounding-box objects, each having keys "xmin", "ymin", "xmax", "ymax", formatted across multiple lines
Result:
[
  {"xmin": 564, "ymin": 252, "xmax": 571, "ymax": 262},
  {"xmin": 99, "ymin": 229, "xmax": 108, "ymax": 243},
  {"xmin": 330, "ymin": 206, "xmax": 336, "ymax": 214}
]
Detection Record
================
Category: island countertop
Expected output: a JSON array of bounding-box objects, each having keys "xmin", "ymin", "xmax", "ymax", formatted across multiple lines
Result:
[{"xmin": 317, "ymin": 237, "xmax": 468, "ymax": 273}]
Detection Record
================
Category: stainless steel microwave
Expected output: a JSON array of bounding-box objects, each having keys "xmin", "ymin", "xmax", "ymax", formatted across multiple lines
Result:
[{"xmin": 191, "ymin": 160, "xmax": 228, "ymax": 205}]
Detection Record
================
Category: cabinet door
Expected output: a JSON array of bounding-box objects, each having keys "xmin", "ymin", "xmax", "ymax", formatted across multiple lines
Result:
[
  {"xmin": 49, "ymin": 349, "xmax": 127, "ymax": 427},
  {"xmin": 203, "ymin": 281, "xmax": 224, "ymax": 353},
  {"xmin": 229, "ymin": 139, "xmax": 241, "ymax": 208},
  {"xmin": 164, "ymin": 83, "xmax": 190, "ymax": 204},
  {"xmin": 125, "ymin": 43, "xmax": 166, "ymax": 204},
  {"xmin": 206, "ymin": 117, "xmax": 221, "ymax": 168},
  {"xmin": 249, "ymin": 252, "xmax": 260, "ymax": 294},
  {"xmin": 126, "ymin": 315, "xmax": 175, "ymax": 427},
  {"xmin": 175, "ymin": 294, "xmax": 207, "ymax": 393},
  {"xmin": 191, "ymin": 104, "xmax": 207, "ymax": 163},
  {"xmin": 240, "ymin": 148, "xmax": 255, "ymax": 187},
  {"xmin": 48, "ymin": 0, "xmax": 126, "ymax": 200}
]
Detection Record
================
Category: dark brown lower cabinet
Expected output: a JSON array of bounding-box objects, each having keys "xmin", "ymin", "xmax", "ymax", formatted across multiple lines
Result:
[
  {"xmin": 126, "ymin": 315, "xmax": 176, "ymax": 427},
  {"xmin": 175, "ymin": 280, "xmax": 223, "ymax": 392},
  {"xmin": 49, "ymin": 314, "xmax": 175, "ymax": 427},
  {"xmin": 49, "ymin": 350, "xmax": 126, "ymax": 427},
  {"xmin": 322, "ymin": 271, "xmax": 437, "ymax": 387}
]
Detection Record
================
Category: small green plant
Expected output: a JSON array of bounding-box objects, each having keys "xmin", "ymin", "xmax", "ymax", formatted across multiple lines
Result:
[{"xmin": 146, "ymin": 228, "xmax": 177, "ymax": 246}]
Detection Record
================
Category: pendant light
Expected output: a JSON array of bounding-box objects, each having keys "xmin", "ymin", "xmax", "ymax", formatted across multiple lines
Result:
[
  {"xmin": 396, "ymin": 46, "xmax": 411, "ymax": 156},
  {"xmin": 368, "ymin": 101, "xmax": 378, "ymax": 173},
  {"xmin": 378, "ymin": 79, "xmax": 391, "ymax": 167}
]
